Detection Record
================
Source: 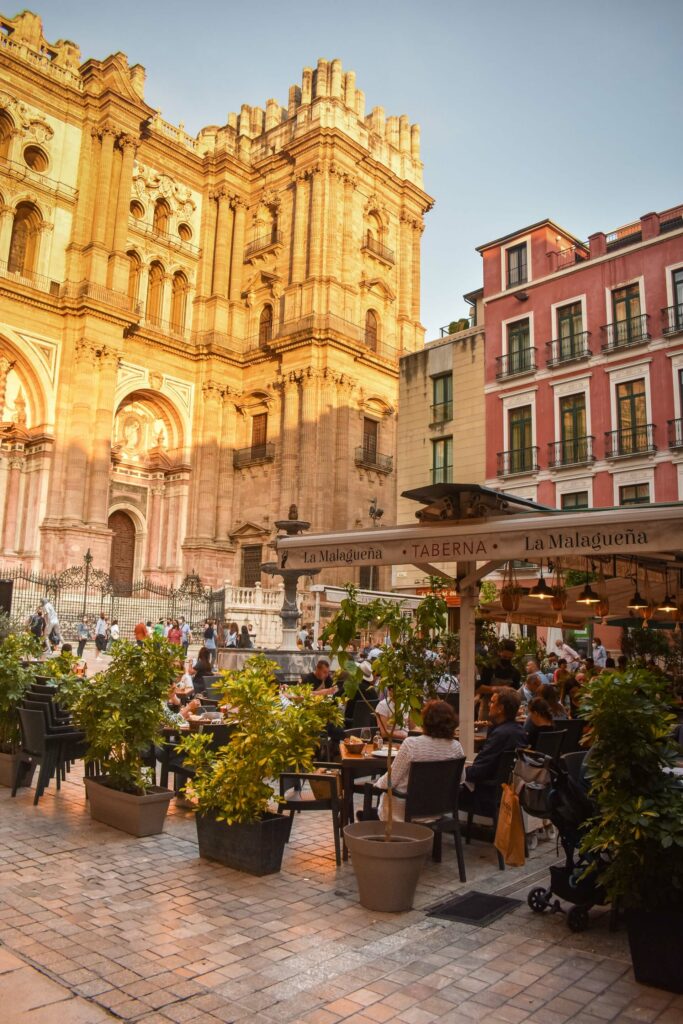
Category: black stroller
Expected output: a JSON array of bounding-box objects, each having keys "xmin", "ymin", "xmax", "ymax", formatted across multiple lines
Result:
[{"xmin": 515, "ymin": 749, "xmax": 610, "ymax": 932}]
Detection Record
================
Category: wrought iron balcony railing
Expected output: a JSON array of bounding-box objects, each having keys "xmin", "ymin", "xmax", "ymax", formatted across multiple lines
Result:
[
  {"xmin": 362, "ymin": 233, "xmax": 395, "ymax": 264},
  {"xmin": 430, "ymin": 401, "xmax": 453, "ymax": 425},
  {"xmin": 668, "ymin": 418, "xmax": 683, "ymax": 450},
  {"xmin": 545, "ymin": 332, "xmax": 591, "ymax": 367},
  {"xmin": 495, "ymin": 346, "xmax": 536, "ymax": 379},
  {"xmin": 601, "ymin": 314, "xmax": 650, "ymax": 351},
  {"xmin": 662, "ymin": 304, "xmax": 683, "ymax": 337},
  {"xmin": 548, "ymin": 436, "xmax": 595, "ymax": 468},
  {"xmin": 497, "ymin": 446, "xmax": 539, "ymax": 477},
  {"xmin": 354, "ymin": 446, "xmax": 393, "ymax": 473},
  {"xmin": 604, "ymin": 424, "xmax": 656, "ymax": 459},
  {"xmin": 244, "ymin": 231, "xmax": 282, "ymax": 259},
  {"xmin": 431, "ymin": 465, "xmax": 453, "ymax": 485},
  {"xmin": 233, "ymin": 443, "xmax": 275, "ymax": 469}
]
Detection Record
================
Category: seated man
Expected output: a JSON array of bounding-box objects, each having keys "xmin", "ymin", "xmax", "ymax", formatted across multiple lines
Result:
[
  {"xmin": 460, "ymin": 687, "xmax": 526, "ymax": 815},
  {"xmin": 301, "ymin": 658, "xmax": 338, "ymax": 697}
]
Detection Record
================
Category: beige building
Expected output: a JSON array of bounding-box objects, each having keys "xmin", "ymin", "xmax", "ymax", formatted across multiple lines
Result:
[
  {"xmin": 0, "ymin": 9, "xmax": 432, "ymax": 590},
  {"xmin": 393, "ymin": 289, "xmax": 486, "ymax": 595}
]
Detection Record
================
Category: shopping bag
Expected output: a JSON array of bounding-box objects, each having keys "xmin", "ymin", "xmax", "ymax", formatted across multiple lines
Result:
[{"xmin": 494, "ymin": 782, "xmax": 526, "ymax": 866}]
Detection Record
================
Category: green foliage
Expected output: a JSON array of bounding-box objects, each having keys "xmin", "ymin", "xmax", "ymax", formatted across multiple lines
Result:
[
  {"xmin": 0, "ymin": 632, "xmax": 40, "ymax": 750},
  {"xmin": 75, "ymin": 637, "xmax": 182, "ymax": 794},
  {"xmin": 565, "ymin": 568, "xmax": 597, "ymax": 588},
  {"xmin": 39, "ymin": 653, "xmax": 85, "ymax": 712},
  {"xmin": 322, "ymin": 587, "xmax": 449, "ymax": 835},
  {"xmin": 478, "ymin": 630, "xmax": 541, "ymax": 675},
  {"xmin": 478, "ymin": 580, "xmax": 498, "ymax": 606},
  {"xmin": 621, "ymin": 626, "xmax": 681, "ymax": 674},
  {"xmin": 580, "ymin": 669, "xmax": 683, "ymax": 911},
  {"xmin": 448, "ymin": 318, "xmax": 470, "ymax": 334},
  {"xmin": 178, "ymin": 654, "xmax": 342, "ymax": 824}
]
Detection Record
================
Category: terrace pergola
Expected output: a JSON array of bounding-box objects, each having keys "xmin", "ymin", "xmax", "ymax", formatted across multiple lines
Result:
[{"xmin": 276, "ymin": 485, "xmax": 683, "ymax": 758}]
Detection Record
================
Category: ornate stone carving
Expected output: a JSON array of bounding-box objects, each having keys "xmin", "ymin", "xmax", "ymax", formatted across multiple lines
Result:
[
  {"xmin": 0, "ymin": 92, "xmax": 54, "ymax": 145},
  {"xmin": 260, "ymin": 188, "xmax": 281, "ymax": 209},
  {"xmin": 148, "ymin": 371, "xmax": 163, "ymax": 391}
]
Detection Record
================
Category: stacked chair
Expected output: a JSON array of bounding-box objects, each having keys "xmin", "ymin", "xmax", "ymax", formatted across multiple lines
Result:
[{"xmin": 12, "ymin": 681, "xmax": 86, "ymax": 805}]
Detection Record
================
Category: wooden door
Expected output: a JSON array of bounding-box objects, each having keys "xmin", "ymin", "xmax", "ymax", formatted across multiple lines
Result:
[{"xmin": 108, "ymin": 511, "xmax": 136, "ymax": 595}]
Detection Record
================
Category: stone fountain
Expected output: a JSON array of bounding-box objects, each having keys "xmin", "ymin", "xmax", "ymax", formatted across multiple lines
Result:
[{"xmin": 216, "ymin": 507, "xmax": 325, "ymax": 681}]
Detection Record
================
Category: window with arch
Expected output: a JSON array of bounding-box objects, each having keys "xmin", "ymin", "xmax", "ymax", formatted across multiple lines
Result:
[
  {"xmin": 366, "ymin": 210, "xmax": 383, "ymax": 246},
  {"xmin": 170, "ymin": 271, "xmax": 188, "ymax": 332},
  {"xmin": 0, "ymin": 111, "xmax": 14, "ymax": 160},
  {"xmin": 152, "ymin": 198, "xmax": 170, "ymax": 234},
  {"xmin": 364, "ymin": 309, "xmax": 379, "ymax": 351},
  {"xmin": 23, "ymin": 146, "xmax": 48, "ymax": 172},
  {"xmin": 126, "ymin": 251, "xmax": 141, "ymax": 307},
  {"xmin": 259, "ymin": 304, "xmax": 273, "ymax": 346},
  {"xmin": 129, "ymin": 200, "xmax": 145, "ymax": 220},
  {"xmin": 146, "ymin": 261, "xmax": 165, "ymax": 325},
  {"xmin": 8, "ymin": 201, "xmax": 41, "ymax": 276}
]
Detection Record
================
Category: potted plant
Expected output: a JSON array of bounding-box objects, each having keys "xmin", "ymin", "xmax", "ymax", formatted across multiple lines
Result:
[
  {"xmin": 580, "ymin": 668, "xmax": 683, "ymax": 992},
  {"xmin": 323, "ymin": 587, "xmax": 450, "ymax": 912},
  {"xmin": 0, "ymin": 630, "xmax": 40, "ymax": 788},
  {"xmin": 76, "ymin": 637, "xmax": 182, "ymax": 836},
  {"xmin": 178, "ymin": 654, "xmax": 341, "ymax": 876}
]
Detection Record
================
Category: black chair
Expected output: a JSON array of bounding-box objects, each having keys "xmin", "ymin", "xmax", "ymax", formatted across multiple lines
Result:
[
  {"xmin": 404, "ymin": 757, "xmax": 467, "ymax": 878},
  {"xmin": 21, "ymin": 697, "xmax": 86, "ymax": 784},
  {"xmin": 463, "ymin": 748, "xmax": 517, "ymax": 871},
  {"xmin": 350, "ymin": 699, "xmax": 378, "ymax": 730},
  {"xmin": 554, "ymin": 718, "xmax": 585, "ymax": 754},
  {"xmin": 164, "ymin": 723, "xmax": 233, "ymax": 793},
  {"xmin": 12, "ymin": 708, "xmax": 62, "ymax": 805},
  {"xmin": 278, "ymin": 769, "xmax": 343, "ymax": 866},
  {"xmin": 534, "ymin": 730, "xmax": 566, "ymax": 761},
  {"xmin": 560, "ymin": 750, "xmax": 588, "ymax": 783}
]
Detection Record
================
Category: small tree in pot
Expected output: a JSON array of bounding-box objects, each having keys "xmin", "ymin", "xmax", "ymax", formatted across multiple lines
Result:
[
  {"xmin": 0, "ymin": 631, "xmax": 41, "ymax": 787},
  {"xmin": 323, "ymin": 587, "xmax": 451, "ymax": 910},
  {"xmin": 178, "ymin": 654, "xmax": 342, "ymax": 876},
  {"xmin": 580, "ymin": 668, "xmax": 683, "ymax": 992},
  {"xmin": 76, "ymin": 637, "xmax": 183, "ymax": 836}
]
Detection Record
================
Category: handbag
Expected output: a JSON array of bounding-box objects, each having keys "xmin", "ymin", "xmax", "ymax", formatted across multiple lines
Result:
[
  {"xmin": 513, "ymin": 748, "xmax": 553, "ymax": 818},
  {"xmin": 494, "ymin": 782, "xmax": 526, "ymax": 866}
]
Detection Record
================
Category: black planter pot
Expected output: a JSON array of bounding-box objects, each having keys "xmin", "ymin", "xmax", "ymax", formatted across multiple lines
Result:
[
  {"xmin": 195, "ymin": 811, "xmax": 290, "ymax": 876},
  {"xmin": 625, "ymin": 908, "xmax": 683, "ymax": 993}
]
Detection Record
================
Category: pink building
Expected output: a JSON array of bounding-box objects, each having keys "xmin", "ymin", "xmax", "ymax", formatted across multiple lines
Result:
[{"xmin": 479, "ymin": 204, "xmax": 683, "ymax": 510}]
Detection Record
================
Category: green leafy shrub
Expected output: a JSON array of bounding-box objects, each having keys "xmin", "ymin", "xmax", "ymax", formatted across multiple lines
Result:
[
  {"xmin": 76, "ymin": 637, "xmax": 182, "ymax": 794},
  {"xmin": 178, "ymin": 654, "xmax": 341, "ymax": 824},
  {"xmin": 580, "ymin": 669, "xmax": 683, "ymax": 910},
  {"xmin": 0, "ymin": 632, "xmax": 41, "ymax": 751}
]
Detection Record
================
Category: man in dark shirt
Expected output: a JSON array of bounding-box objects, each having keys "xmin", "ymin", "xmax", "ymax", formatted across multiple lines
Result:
[
  {"xmin": 301, "ymin": 658, "xmax": 338, "ymax": 697},
  {"xmin": 460, "ymin": 687, "xmax": 526, "ymax": 815}
]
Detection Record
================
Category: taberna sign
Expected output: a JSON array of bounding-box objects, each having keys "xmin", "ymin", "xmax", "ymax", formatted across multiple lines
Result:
[{"xmin": 276, "ymin": 506, "xmax": 683, "ymax": 569}]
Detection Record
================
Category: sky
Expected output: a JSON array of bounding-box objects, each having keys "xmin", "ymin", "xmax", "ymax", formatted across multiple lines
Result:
[{"xmin": 34, "ymin": 0, "xmax": 683, "ymax": 340}]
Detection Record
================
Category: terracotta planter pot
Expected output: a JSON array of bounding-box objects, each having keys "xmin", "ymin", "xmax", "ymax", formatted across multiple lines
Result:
[
  {"xmin": 84, "ymin": 776, "xmax": 173, "ymax": 837},
  {"xmin": 343, "ymin": 820, "xmax": 434, "ymax": 912},
  {"xmin": 195, "ymin": 811, "xmax": 290, "ymax": 876},
  {"xmin": 0, "ymin": 751, "xmax": 35, "ymax": 789}
]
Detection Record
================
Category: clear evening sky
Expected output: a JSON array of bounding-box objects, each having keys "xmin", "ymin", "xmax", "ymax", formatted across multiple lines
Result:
[{"xmin": 36, "ymin": 0, "xmax": 683, "ymax": 339}]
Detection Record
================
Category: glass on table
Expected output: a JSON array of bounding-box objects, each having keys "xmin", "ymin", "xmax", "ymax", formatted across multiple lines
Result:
[{"xmin": 360, "ymin": 727, "xmax": 372, "ymax": 756}]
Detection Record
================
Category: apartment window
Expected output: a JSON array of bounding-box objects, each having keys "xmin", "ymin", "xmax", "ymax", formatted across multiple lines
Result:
[
  {"xmin": 362, "ymin": 417, "xmax": 378, "ymax": 457},
  {"xmin": 561, "ymin": 491, "xmax": 589, "ymax": 511},
  {"xmin": 241, "ymin": 545, "xmax": 263, "ymax": 587},
  {"xmin": 506, "ymin": 243, "xmax": 528, "ymax": 287},
  {"xmin": 508, "ymin": 405, "xmax": 533, "ymax": 473},
  {"xmin": 431, "ymin": 373, "xmax": 453, "ymax": 423},
  {"xmin": 507, "ymin": 318, "xmax": 531, "ymax": 373},
  {"xmin": 431, "ymin": 437, "xmax": 453, "ymax": 484},
  {"xmin": 672, "ymin": 269, "xmax": 683, "ymax": 329},
  {"xmin": 560, "ymin": 393, "xmax": 587, "ymax": 463},
  {"xmin": 616, "ymin": 379, "xmax": 647, "ymax": 452},
  {"xmin": 557, "ymin": 301, "xmax": 583, "ymax": 358},
  {"xmin": 619, "ymin": 483, "xmax": 650, "ymax": 506},
  {"xmin": 251, "ymin": 412, "xmax": 268, "ymax": 453},
  {"xmin": 612, "ymin": 283, "xmax": 642, "ymax": 344}
]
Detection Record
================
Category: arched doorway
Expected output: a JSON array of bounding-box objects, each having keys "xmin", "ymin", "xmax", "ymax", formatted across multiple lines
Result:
[{"xmin": 109, "ymin": 511, "xmax": 136, "ymax": 595}]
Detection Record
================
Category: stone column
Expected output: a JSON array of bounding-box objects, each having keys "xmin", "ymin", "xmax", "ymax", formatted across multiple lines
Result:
[
  {"xmin": 326, "ymin": 167, "xmax": 342, "ymax": 282},
  {"xmin": 398, "ymin": 213, "xmax": 412, "ymax": 319},
  {"xmin": 0, "ymin": 205, "xmax": 14, "ymax": 265},
  {"xmin": 299, "ymin": 370, "xmax": 318, "ymax": 521},
  {"xmin": 279, "ymin": 374, "xmax": 300, "ymax": 511},
  {"xmin": 138, "ymin": 263, "xmax": 150, "ymax": 317},
  {"xmin": 341, "ymin": 175, "xmax": 357, "ymax": 285},
  {"xmin": 215, "ymin": 391, "xmax": 236, "ymax": 542},
  {"xmin": 62, "ymin": 341, "xmax": 98, "ymax": 521},
  {"xmin": 315, "ymin": 371, "xmax": 336, "ymax": 529},
  {"xmin": 333, "ymin": 381, "xmax": 352, "ymax": 528},
  {"xmin": 86, "ymin": 347, "xmax": 118, "ymax": 526},
  {"xmin": 88, "ymin": 125, "xmax": 117, "ymax": 283},
  {"xmin": 228, "ymin": 198, "xmax": 247, "ymax": 301},
  {"xmin": 411, "ymin": 221, "xmax": 423, "ymax": 320},
  {"xmin": 291, "ymin": 171, "xmax": 309, "ymax": 284},
  {"xmin": 0, "ymin": 356, "xmax": 13, "ymax": 419},
  {"xmin": 110, "ymin": 135, "xmax": 138, "ymax": 294},
  {"xmin": 145, "ymin": 485, "xmax": 163, "ymax": 570},
  {"xmin": 196, "ymin": 190, "xmax": 218, "ymax": 303},
  {"xmin": 68, "ymin": 126, "xmax": 97, "ymax": 253},
  {"xmin": 36, "ymin": 222, "xmax": 53, "ymax": 279},
  {"xmin": 165, "ymin": 487, "xmax": 181, "ymax": 571},
  {"xmin": 211, "ymin": 188, "xmax": 233, "ymax": 297},
  {"xmin": 194, "ymin": 381, "xmax": 223, "ymax": 539},
  {"xmin": 160, "ymin": 273, "xmax": 173, "ymax": 326},
  {"xmin": 2, "ymin": 456, "xmax": 24, "ymax": 553},
  {"xmin": 308, "ymin": 166, "xmax": 324, "ymax": 279}
]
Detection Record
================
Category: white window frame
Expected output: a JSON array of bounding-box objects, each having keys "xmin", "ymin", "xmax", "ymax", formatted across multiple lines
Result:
[
  {"xmin": 554, "ymin": 476, "xmax": 594, "ymax": 510},
  {"xmin": 501, "ymin": 388, "xmax": 537, "ymax": 452},
  {"xmin": 550, "ymin": 293, "xmax": 588, "ymax": 341},
  {"xmin": 550, "ymin": 373, "xmax": 593, "ymax": 442},
  {"xmin": 501, "ymin": 311, "xmax": 535, "ymax": 360},
  {"xmin": 665, "ymin": 260, "xmax": 683, "ymax": 308},
  {"xmin": 604, "ymin": 274, "xmax": 647, "ymax": 325},
  {"xmin": 612, "ymin": 468, "xmax": 654, "ymax": 507},
  {"xmin": 606, "ymin": 359, "xmax": 652, "ymax": 430},
  {"xmin": 669, "ymin": 353, "xmax": 683, "ymax": 422},
  {"xmin": 501, "ymin": 234, "xmax": 532, "ymax": 290}
]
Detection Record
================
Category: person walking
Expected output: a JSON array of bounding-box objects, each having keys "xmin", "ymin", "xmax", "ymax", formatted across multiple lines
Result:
[
  {"xmin": 134, "ymin": 619, "xmax": 148, "ymax": 647},
  {"xmin": 39, "ymin": 598, "xmax": 61, "ymax": 653},
  {"xmin": 203, "ymin": 619, "xmax": 217, "ymax": 665},
  {"xmin": 109, "ymin": 619, "xmax": 120, "ymax": 649},
  {"xmin": 94, "ymin": 612, "xmax": 108, "ymax": 659},
  {"xmin": 237, "ymin": 624, "xmax": 253, "ymax": 649},
  {"xmin": 76, "ymin": 617, "xmax": 90, "ymax": 658},
  {"xmin": 179, "ymin": 617, "xmax": 191, "ymax": 657}
]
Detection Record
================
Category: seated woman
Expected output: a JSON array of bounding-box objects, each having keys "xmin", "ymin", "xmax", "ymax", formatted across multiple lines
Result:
[
  {"xmin": 524, "ymin": 697, "xmax": 555, "ymax": 749},
  {"xmin": 539, "ymin": 683, "xmax": 568, "ymax": 720},
  {"xmin": 162, "ymin": 686, "xmax": 202, "ymax": 726},
  {"xmin": 190, "ymin": 647, "xmax": 214, "ymax": 696},
  {"xmin": 374, "ymin": 700, "xmax": 464, "ymax": 822},
  {"xmin": 375, "ymin": 684, "xmax": 412, "ymax": 740}
]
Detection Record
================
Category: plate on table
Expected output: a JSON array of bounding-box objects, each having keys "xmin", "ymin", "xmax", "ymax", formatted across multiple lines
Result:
[{"xmin": 369, "ymin": 747, "xmax": 397, "ymax": 758}]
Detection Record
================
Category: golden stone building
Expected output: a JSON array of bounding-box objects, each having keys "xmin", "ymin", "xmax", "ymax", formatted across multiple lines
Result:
[{"xmin": 0, "ymin": 10, "xmax": 432, "ymax": 590}]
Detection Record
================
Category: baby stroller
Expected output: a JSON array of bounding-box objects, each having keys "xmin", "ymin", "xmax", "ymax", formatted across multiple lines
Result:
[{"xmin": 515, "ymin": 749, "xmax": 610, "ymax": 932}]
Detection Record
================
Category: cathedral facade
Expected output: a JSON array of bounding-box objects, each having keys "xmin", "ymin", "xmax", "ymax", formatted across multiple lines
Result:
[{"xmin": 0, "ymin": 10, "xmax": 432, "ymax": 590}]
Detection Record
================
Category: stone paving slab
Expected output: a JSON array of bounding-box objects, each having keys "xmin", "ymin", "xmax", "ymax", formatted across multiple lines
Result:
[
  {"xmin": 0, "ymin": 946, "xmax": 114, "ymax": 1022},
  {"xmin": 2, "ymin": 767, "xmax": 683, "ymax": 1024}
]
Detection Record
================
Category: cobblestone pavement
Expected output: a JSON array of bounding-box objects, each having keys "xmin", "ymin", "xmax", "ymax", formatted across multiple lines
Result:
[{"xmin": 1, "ymin": 767, "xmax": 681, "ymax": 1024}]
